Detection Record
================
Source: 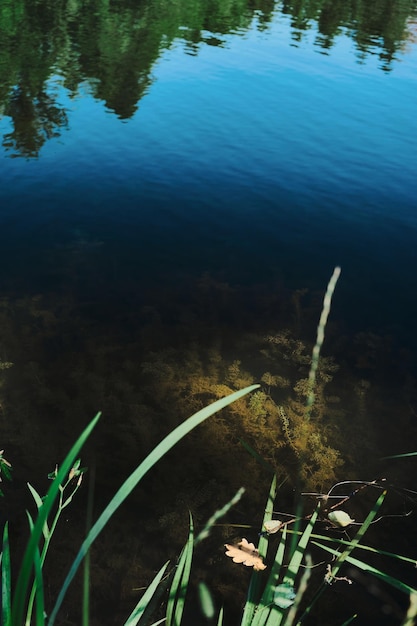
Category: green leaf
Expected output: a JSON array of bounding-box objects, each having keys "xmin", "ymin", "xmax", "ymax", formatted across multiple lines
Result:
[
  {"xmin": 242, "ymin": 474, "xmax": 277, "ymax": 626},
  {"xmin": 27, "ymin": 483, "xmax": 50, "ymax": 540},
  {"xmin": 382, "ymin": 452, "xmax": 417, "ymax": 459},
  {"xmin": 124, "ymin": 561, "xmax": 170, "ymax": 626},
  {"xmin": 166, "ymin": 513, "xmax": 194, "ymax": 626},
  {"xmin": 26, "ymin": 512, "xmax": 45, "ymax": 626},
  {"xmin": 283, "ymin": 506, "xmax": 319, "ymax": 588},
  {"xmin": 217, "ymin": 606, "xmax": 224, "ymax": 626},
  {"xmin": 2, "ymin": 522, "xmax": 11, "ymax": 626}
]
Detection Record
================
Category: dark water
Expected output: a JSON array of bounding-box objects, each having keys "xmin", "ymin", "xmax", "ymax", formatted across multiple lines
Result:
[{"xmin": 1, "ymin": 1, "xmax": 417, "ymax": 624}]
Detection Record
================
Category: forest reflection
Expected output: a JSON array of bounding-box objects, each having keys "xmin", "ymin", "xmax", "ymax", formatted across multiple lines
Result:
[{"xmin": 0, "ymin": 0, "xmax": 416, "ymax": 157}]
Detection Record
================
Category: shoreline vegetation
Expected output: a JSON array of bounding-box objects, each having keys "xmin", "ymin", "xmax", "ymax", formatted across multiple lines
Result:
[{"xmin": 1, "ymin": 268, "xmax": 417, "ymax": 625}]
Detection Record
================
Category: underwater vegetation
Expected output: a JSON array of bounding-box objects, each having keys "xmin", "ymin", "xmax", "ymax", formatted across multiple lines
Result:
[{"xmin": 0, "ymin": 270, "xmax": 417, "ymax": 624}]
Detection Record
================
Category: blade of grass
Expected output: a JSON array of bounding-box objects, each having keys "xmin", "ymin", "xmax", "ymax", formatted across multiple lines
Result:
[
  {"xmin": 312, "ymin": 541, "xmax": 417, "ymax": 594},
  {"xmin": 82, "ymin": 461, "xmax": 95, "ymax": 626},
  {"xmin": 238, "ymin": 439, "xmax": 276, "ymax": 474},
  {"xmin": 251, "ymin": 525, "xmax": 288, "ymax": 626},
  {"xmin": 282, "ymin": 553, "xmax": 312, "ymax": 626},
  {"xmin": 306, "ymin": 266, "xmax": 341, "ymax": 415},
  {"xmin": 262, "ymin": 508, "xmax": 319, "ymax": 626},
  {"xmin": 312, "ymin": 542, "xmax": 417, "ymax": 595},
  {"xmin": 308, "ymin": 532, "xmax": 417, "ymax": 566},
  {"xmin": 81, "ymin": 551, "xmax": 90, "ymax": 626},
  {"xmin": 26, "ymin": 512, "xmax": 45, "ymax": 626},
  {"xmin": 241, "ymin": 475, "xmax": 277, "ymax": 626},
  {"xmin": 401, "ymin": 593, "xmax": 417, "ymax": 626},
  {"xmin": 382, "ymin": 452, "xmax": 417, "ymax": 459},
  {"xmin": 283, "ymin": 506, "xmax": 319, "ymax": 587},
  {"xmin": 48, "ymin": 385, "xmax": 259, "ymax": 626},
  {"xmin": 27, "ymin": 484, "xmax": 50, "ymax": 541},
  {"xmin": 166, "ymin": 513, "xmax": 194, "ymax": 626},
  {"xmin": 12, "ymin": 411, "xmax": 102, "ymax": 626},
  {"xmin": 2, "ymin": 522, "xmax": 11, "ymax": 626},
  {"xmin": 195, "ymin": 487, "xmax": 245, "ymax": 545},
  {"xmin": 124, "ymin": 561, "xmax": 170, "ymax": 626},
  {"xmin": 217, "ymin": 607, "xmax": 224, "ymax": 626}
]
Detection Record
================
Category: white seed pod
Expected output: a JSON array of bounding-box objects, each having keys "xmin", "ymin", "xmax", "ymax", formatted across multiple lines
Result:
[{"xmin": 328, "ymin": 510, "xmax": 355, "ymax": 528}]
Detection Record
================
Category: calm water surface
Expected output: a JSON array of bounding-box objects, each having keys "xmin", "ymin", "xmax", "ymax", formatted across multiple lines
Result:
[
  {"xmin": 0, "ymin": 2, "xmax": 416, "ymax": 340},
  {"xmin": 1, "ymin": 1, "xmax": 417, "ymax": 624}
]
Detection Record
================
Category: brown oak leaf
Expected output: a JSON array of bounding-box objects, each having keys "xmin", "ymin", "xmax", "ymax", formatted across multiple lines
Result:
[{"xmin": 224, "ymin": 538, "xmax": 267, "ymax": 571}]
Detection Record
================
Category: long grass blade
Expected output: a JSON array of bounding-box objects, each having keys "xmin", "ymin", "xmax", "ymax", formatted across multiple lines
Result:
[
  {"xmin": 241, "ymin": 475, "xmax": 277, "ymax": 626},
  {"xmin": 124, "ymin": 561, "xmax": 170, "ymax": 626},
  {"xmin": 308, "ymin": 532, "xmax": 417, "ymax": 566},
  {"xmin": 284, "ymin": 507, "xmax": 318, "ymax": 585},
  {"xmin": 2, "ymin": 522, "xmax": 11, "ymax": 626},
  {"xmin": 26, "ymin": 512, "xmax": 45, "ymax": 626},
  {"xmin": 238, "ymin": 439, "xmax": 276, "ymax": 473},
  {"xmin": 195, "ymin": 487, "xmax": 245, "ymax": 545},
  {"xmin": 264, "ymin": 508, "xmax": 319, "ymax": 626},
  {"xmin": 166, "ymin": 513, "xmax": 194, "ymax": 626},
  {"xmin": 48, "ymin": 385, "xmax": 259, "ymax": 626},
  {"xmin": 382, "ymin": 452, "xmax": 417, "ymax": 459},
  {"xmin": 306, "ymin": 266, "xmax": 341, "ymax": 414},
  {"xmin": 217, "ymin": 606, "xmax": 224, "ymax": 626},
  {"xmin": 251, "ymin": 526, "xmax": 288, "ymax": 626},
  {"xmin": 27, "ymin": 484, "xmax": 50, "ymax": 540},
  {"xmin": 12, "ymin": 412, "xmax": 102, "ymax": 626},
  {"xmin": 282, "ymin": 553, "xmax": 312, "ymax": 626},
  {"xmin": 401, "ymin": 593, "xmax": 417, "ymax": 626},
  {"xmin": 312, "ymin": 542, "xmax": 417, "ymax": 595},
  {"xmin": 81, "ymin": 545, "xmax": 90, "ymax": 626}
]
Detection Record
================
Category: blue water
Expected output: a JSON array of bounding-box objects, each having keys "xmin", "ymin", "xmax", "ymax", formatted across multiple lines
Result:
[{"xmin": 1, "ymin": 12, "xmax": 416, "ymax": 347}]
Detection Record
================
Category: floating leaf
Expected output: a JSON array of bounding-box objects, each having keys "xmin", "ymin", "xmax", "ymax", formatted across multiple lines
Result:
[
  {"xmin": 274, "ymin": 582, "xmax": 296, "ymax": 609},
  {"xmin": 224, "ymin": 538, "xmax": 267, "ymax": 571}
]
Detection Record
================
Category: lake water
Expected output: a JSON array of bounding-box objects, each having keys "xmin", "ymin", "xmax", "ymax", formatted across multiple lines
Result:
[
  {"xmin": 1, "ymin": 1, "xmax": 416, "ymax": 342},
  {"xmin": 1, "ymin": 1, "xmax": 417, "ymax": 624}
]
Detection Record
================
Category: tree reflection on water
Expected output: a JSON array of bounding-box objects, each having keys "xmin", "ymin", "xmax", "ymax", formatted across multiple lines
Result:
[
  {"xmin": 2, "ymin": 86, "xmax": 68, "ymax": 158},
  {"xmin": 0, "ymin": 0, "xmax": 416, "ymax": 157}
]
